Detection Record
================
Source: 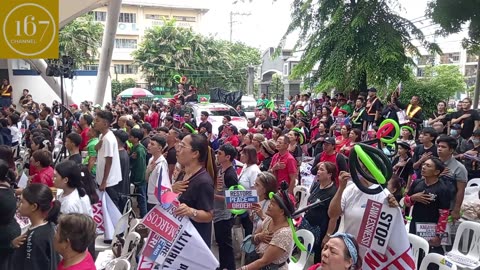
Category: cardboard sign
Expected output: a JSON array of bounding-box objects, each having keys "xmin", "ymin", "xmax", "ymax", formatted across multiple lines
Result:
[
  {"xmin": 357, "ymin": 199, "xmax": 398, "ymax": 255},
  {"xmin": 225, "ymin": 190, "xmax": 258, "ymax": 209},
  {"xmin": 361, "ymin": 204, "xmax": 415, "ymax": 270},
  {"xmin": 139, "ymin": 203, "xmax": 219, "ymax": 269},
  {"xmin": 0, "ymin": 0, "xmax": 58, "ymax": 58},
  {"xmin": 416, "ymin": 223, "xmax": 449, "ymax": 245}
]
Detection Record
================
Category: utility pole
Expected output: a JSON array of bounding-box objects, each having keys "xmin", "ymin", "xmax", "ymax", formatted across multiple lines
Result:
[
  {"xmin": 247, "ymin": 66, "xmax": 254, "ymax": 96},
  {"xmin": 473, "ymin": 54, "xmax": 480, "ymax": 109},
  {"xmin": 229, "ymin": 11, "xmax": 251, "ymax": 42}
]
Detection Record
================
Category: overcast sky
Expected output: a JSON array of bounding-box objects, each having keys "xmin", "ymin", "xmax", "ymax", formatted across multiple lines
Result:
[{"xmin": 200, "ymin": 0, "xmax": 468, "ymax": 53}]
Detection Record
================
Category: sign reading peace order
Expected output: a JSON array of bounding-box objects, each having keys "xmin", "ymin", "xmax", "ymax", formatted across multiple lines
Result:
[{"xmin": 0, "ymin": 0, "xmax": 58, "ymax": 58}]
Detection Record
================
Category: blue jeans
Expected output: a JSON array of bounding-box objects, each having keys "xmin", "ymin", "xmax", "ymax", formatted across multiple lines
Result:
[{"xmin": 135, "ymin": 183, "xmax": 147, "ymax": 218}]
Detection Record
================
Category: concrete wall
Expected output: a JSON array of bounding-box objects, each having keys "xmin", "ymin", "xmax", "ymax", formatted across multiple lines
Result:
[{"xmin": 8, "ymin": 69, "xmax": 112, "ymax": 107}]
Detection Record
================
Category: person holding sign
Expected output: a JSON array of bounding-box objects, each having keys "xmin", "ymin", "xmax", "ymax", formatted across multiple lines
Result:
[
  {"xmin": 238, "ymin": 185, "xmax": 295, "ymax": 270},
  {"xmin": 174, "ymin": 134, "xmax": 215, "ymax": 247},
  {"xmin": 404, "ymin": 157, "xmax": 451, "ymax": 254},
  {"xmin": 214, "ymin": 144, "xmax": 240, "ymax": 270}
]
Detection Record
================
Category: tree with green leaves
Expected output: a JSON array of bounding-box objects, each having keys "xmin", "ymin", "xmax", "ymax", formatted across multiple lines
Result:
[
  {"xmin": 400, "ymin": 65, "xmax": 466, "ymax": 116},
  {"xmin": 59, "ymin": 14, "xmax": 104, "ymax": 69},
  {"xmin": 427, "ymin": 0, "xmax": 480, "ymax": 108},
  {"xmin": 269, "ymin": 73, "xmax": 284, "ymax": 100},
  {"xmin": 281, "ymin": 0, "xmax": 439, "ymax": 93},
  {"xmin": 132, "ymin": 19, "xmax": 260, "ymax": 94}
]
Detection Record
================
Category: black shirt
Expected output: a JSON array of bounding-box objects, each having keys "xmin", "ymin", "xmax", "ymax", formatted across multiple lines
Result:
[
  {"xmin": 198, "ymin": 121, "xmax": 213, "ymax": 134},
  {"xmin": 304, "ymin": 182, "xmax": 337, "ymax": 232},
  {"xmin": 68, "ymin": 153, "xmax": 82, "ymax": 164},
  {"xmin": 392, "ymin": 156, "xmax": 414, "ymax": 184},
  {"xmin": 178, "ymin": 169, "xmax": 214, "ymax": 247},
  {"xmin": 118, "ymin": 149, "xmax": 130, "ymax": 194},
  {"xmin": 0, "ymin": 185, "xmax": 20, "ymax": 270},
  {"xmin": 166, "ymin": 146, "xmax": 177, "ymax": 166},
  {"xmin": 313, "ymin": 133, "xmax": 328, "ymax": 154},
  {"xmin": 412, "ymin": 144, "xmax": 438, "ymax": 179},
  {"xmin": 407, "ymin": 179, "xmax": 450, "ymax": 234},
  {"xmin": 453, "ymin": 109, "xmax": 480, "ymax": 139},
  {"xmin": 12, "ymin": 223, "xmax": 59, "ymax": 270}
]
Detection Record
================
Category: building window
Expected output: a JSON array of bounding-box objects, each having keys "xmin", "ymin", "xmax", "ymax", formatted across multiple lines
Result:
[
  {"xmin": 418, "ymin": 55, "xmax": 434, "ymax": 66},
  {"xmin": 467, "ymin": 54, "xmax": 479, "ymax": 63},
  {"xmin": 416, "ymin": 68, "xmax": 425, "ymax": 77},
  {"xmin": 440, "ymin": 52, "xmax": 460, "ymax": 64},
  {"xmin": 145, "ymin": 14, "xmax": 168, "ymax": 20},
  {"xmin": 283, "ymin": 63, "xmax": 288, "ymax": 76},
  {"xmin": 84, "ymin": 65, "xmax": 98, "ymax": 71},
  {"xmin": 119, "ymin": 13, "xmax": 136, "ymax": 23},
  {"xmin": 114, "ymin": 64, "xmax": 138, "ymax": 74},
  {"xmin": 114, "ymin": 39, "xmax": 137, "ymax": 49},
  {"xmin": 173, "ymin": 16, "xmax": 196, "ymax": 22},
  {"xmin": 93, "ymin": 11, "xmax": 106, "ymax": 21}
]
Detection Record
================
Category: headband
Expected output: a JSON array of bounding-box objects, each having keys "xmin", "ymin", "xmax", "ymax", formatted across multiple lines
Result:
[
  {"xmin": 291, "ymin": 127, "xmax": 305, "ymax": 145},
  {"xmin": 296, "ymin": 109, "xmax": 307, "ymax": 117},
  {"xmin": 332, "ymin": 232, "xmax": 358, "ymax": 265},
  {"xmin": 401, "ymin": 125, "xmax": 414, "ymax": 134},
  {"xmin": 183, "ymin": 123, "xmax": 197, "ymax": 134}
]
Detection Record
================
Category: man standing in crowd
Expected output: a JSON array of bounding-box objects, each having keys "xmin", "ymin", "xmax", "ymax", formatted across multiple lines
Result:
[
  {"xmin": 198, "ymin": 111, "xmax": 213, "ymax": 141},
  {"xmin": 412, "ymin": 127, "xmax": 439, "ymax": 180},
  {"xmin": 451, "ymin": 97, "xmax": 480, "ymax": 139},
  {"xmin": 214, "ymin": 144, "xmax": 239, "ymax": 270},
  {"xmin": 128, "ymin": 128, "xmax": 148, "ymax": 218},
  {"xmin": 94, "ymin": 111, "xmax": 123, "ymax": 209},
  {"xmin": 394, "ymin": 94, "xmax": 423, "ymax": 127},
  {"xmin": 65, "ymin": 133, "xmax": 82, "ymax": 164},
  {"xmin": 437, "ymin": 135, "xmax": 468, "ymax": 221},
  {"xmin": 269, "ymin": 135, "xmax": 297, "ymax": 193},
  {"xmin": 0, "ymin": 79, "xmax": 12, "ymax": 108},
  {"xmin": 166, "ymin": 128, "xmax": 179, "ymax": 179},
  {"xmin": 364, "ymin": 87, "xmax": 383, "ymax": 127},
  {"xmin": 79, "ymin": 114, "xmax": 93, "ymax": 152}
]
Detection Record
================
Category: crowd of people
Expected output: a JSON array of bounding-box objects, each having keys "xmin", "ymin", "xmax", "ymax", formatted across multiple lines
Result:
[{"xmin": 0, "ymin": 82, "xmax": 479, "ymax": 270}]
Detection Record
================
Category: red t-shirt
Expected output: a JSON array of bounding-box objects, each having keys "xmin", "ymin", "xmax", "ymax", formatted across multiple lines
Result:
[
  {"xmin": 58, "ymin": 252, "xmax": 96, "ymax": 270},
  {"xmin": 257, "ymin": 152, "xmax": 265, "ymax": 165},
  {"xmin": 150, "ymin": 112, "xmax": 159, "ymax": 129},
  {"xmin": 247, "ymin": 127, "xmax": 257, "ymax": 134},
  {"xmin": 335, "ymin": 135, "xmax": 350, "ymax": 153},
  {"xmin": 31, "ymin": 166, "xmax": 54, "ymax": 187},
  {"xmin": 79, "ymin": 127, "xmax": 90, "ymax": 151},
  {"xmin": 225, "ymin": 135, "xmax": 239, "ymax": 147},
  {"xmin": 270, "ymin": 152, "xmax": 297, "ymax": 188}
]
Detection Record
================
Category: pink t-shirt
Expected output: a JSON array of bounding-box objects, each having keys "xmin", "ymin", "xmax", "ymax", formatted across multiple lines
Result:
[{"xmin": 57, "ymin": 252, "xmax": 96, "ymax": 270}]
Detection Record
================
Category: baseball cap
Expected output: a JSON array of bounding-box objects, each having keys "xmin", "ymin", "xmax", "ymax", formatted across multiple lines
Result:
[
  {"xmin": 368, "ymin": 87, "xmax": 377, "ymax": 93},
  {"xmin": 69, "ymin": 104, "xmax": 78, "ymax": 109},
  {"xmin": 324, "ymin": 137, "xmax": 336, "ymax": 145}
]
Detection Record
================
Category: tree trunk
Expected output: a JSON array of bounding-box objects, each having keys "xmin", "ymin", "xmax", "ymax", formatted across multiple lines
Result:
[
  {"xmin": 473, "ymin": 54, "xmax": 480, "ymax": 109},
  {"xmin": 359, "ymin": 70, "xmax": 368, "ymax": 93}
]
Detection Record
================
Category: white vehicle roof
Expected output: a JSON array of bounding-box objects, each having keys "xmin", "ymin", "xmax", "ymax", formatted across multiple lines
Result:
[{"xmin": 187, "ymin": 102, "xmax": 248, "ymax": 136}]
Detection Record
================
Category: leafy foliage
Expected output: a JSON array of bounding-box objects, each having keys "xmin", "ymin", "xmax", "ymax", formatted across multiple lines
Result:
[
  {"xmin": 399, "ymin": 65, "xmax": 465, "ymax": 115},
  {"xmin": 280, "ymin": 0, "xmax": 440, "ymax": 93},
  {"xmin": 59, "ymin": 14, "xmax": 104, "ymax": 69},
  {"xmin": 132, "ymin": 19, "xmax": 261, "ymax": 94},
  {"xmin": 269, "ymin": 73, "xmax": 284, "ymax": 99},
  {"xmin": 427, "ymin": 0, "xmax": 480, "ymax": 53},
  {"xmin": 111, "ymin": 78, "xmax": 137, "ymax": 98}
]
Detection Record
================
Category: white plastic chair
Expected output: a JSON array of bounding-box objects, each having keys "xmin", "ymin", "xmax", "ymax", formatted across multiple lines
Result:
[
  {"xmin": 121, "ymin": 231, "xmax": 141, "ymax": 256},
  {"xmin": 408, "ymin": 233, "xmax": 430, "ymax": 269},
  {"xmin": 288, "ymin": 229, "xmax": 315, "ymax": 270},
  {"xmin": 95, "ymin": 208, "xmax": 132, "ymax": 253},
  {"xmin": 104, "ymin": 258, "xmax": 131, "ymax": 270},
  {"xmin": 128, "ymin": 218, "xmax": 141, "ymax": 234},
  {"xmin": 446, "ymin": 221, "xmax": 480, "ymax": 269},
  {"xmin": 467, "ymin": 178, "xmax": 480, "ymax": 187},
  {"xmin": 419, "ymin": 253, "xmax": 457, "ymax": 270},
  {"xmin": 293, "ymin": 185, "xmax": 310, "ymax": 215}
]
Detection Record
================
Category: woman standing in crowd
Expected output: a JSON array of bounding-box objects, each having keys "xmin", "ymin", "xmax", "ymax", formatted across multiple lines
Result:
[
  {"xmin": 12, "ymin": 183, "xmax": 61, "ymax": 270},
  {"xmin": 272, "ymin": 127, "xmax": 282, "ymax": 142},
  {"xmin": 308, "ymin": 233, "xmax": 363, "ymax": 270},
  {"xmin": 0, "ymin": 160, "xmax": 20, "ymax": 270},
  {"xmin": 54, "ymin": 160, "xmax": 98, "ymax": 216},
  {"xmin": 398, "ymin": 125, "xmax": 417, "ymax": 151},
  {"xmin": 301, "ymin": 162, "xmax": 339, "ymax": 264},
  {"xmin": 252, "ymin": 133, "xmax": 266, "ymax": 165},
  {"xmin": 392, "ymin": 141, "xmax": 414, "ymax": 190},
  {"xmin": 340, "ymin": 128, "xmax": 361, "ymax": 157},
  {"xmin": 311, "ymin": 122, "xmax": 328, "ymax": 156},
  {"xmin": 239, "ymin": 186, "xmax": 295, "ymax": 270},
  {"xmin": 428, "ymin": 101, "xmax": 448, "ymax": 128},
  {"xmin": 404, "ymin": 157, "xmax": 450, "ymax": 254},
  {"xmin": 174, "ymin": 134, "xmax": 215, "ymax": 247},
  {"xmin": 287, "ymin": 129, "xmax": 303, "ymax": 166},
  {"xmin": 238, "ymin": 146, "xmax": 261, "ymax": 237},
  {"xmin": 54, "ymin": 214, "xmax": 96, "ymax": 270},
  {"xmin": 259, "ymin": 140, "xmax": 277, "ymax": 172},
  {"xmin": 335, "ymin": 125, "xmax": 351, "ymax": 153}
]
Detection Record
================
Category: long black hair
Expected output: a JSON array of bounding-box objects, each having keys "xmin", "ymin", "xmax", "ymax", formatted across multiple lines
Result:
[
  {"xmin": 55, "ymin": 160, "xmax": 99, "ymax": 205},
  {"xmin": 22, "ymin": 183, "xmax": 61, "ymax": 224}
]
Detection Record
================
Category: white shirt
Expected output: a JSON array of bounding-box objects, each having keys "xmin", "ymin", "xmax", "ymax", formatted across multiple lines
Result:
[
  {"xmin": 238, "ymin": 164, "xmax": 261, "ymax": 189},
  {"xmin": 9, "ymin": 126, "xmax": 21, "ymax": 143},
  {"xmin": 340, "ymin": 182, "xmax": 389, "ymax": 257},
  {"xmin": 57, "ymin": 189, "xmax": 93, "ymax": 217},
  {"xmin": 147, "ymin": 155, "xmax": 170, "ymax": 204},
  {"xmin": 96, "ymin": 130, "xmax": 122, "ymax": 187}
]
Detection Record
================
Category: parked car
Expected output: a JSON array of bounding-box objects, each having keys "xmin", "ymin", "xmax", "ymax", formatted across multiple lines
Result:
[{"xmin": 186, "ymin": 102, "xmax": 248, "ymax": 136}]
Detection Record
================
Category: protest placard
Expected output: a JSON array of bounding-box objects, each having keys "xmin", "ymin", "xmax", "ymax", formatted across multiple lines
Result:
[
  {"xmin": 357, "ymin": 199, "xmax": 415, "ymax": 270},
  {"xmin": 225, "ymin": 190, "xmax": 258, "ymax": 209},
  {"xmin": 139, "ymin": 203, "xmax": 219, "ymax": 269}
]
